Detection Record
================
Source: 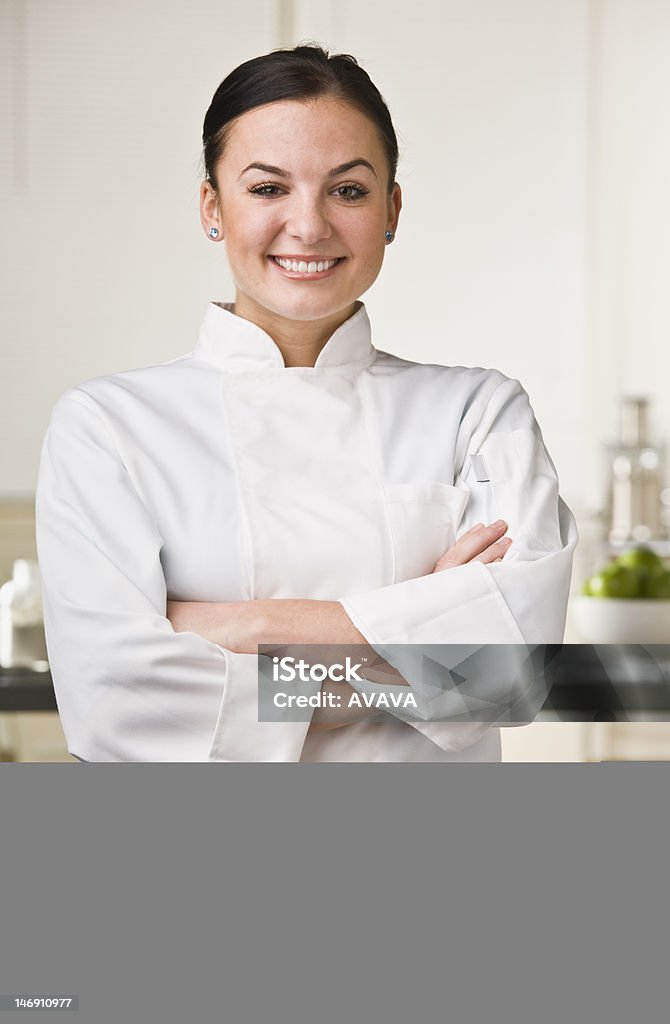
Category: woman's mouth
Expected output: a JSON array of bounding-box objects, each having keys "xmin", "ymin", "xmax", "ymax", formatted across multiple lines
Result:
[{"xmin": 269, "ymin": 255, "xmax": 345, "ymax": 279}]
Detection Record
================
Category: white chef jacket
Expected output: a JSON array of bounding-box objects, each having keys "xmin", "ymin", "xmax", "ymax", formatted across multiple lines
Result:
[{"xmin": 35, "ymin": 299, "xmax": 577, "ymax": 762}]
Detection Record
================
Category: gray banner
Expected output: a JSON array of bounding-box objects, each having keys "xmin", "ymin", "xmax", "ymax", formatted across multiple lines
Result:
[{"xmin": 257, "ymin": 643, "xmax": 670, "ymax": 723}]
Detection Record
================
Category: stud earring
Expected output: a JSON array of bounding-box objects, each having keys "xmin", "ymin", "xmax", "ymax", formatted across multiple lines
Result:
[
  {"xmin": 385, "ymin": 230, "xmax": 393, "ymax": 242},
  {"xmin": 209, "ymin": 227, "xmax": 219, "ymax": 239}
]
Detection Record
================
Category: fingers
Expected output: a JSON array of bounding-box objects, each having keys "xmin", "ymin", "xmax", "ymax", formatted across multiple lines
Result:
[
  {"xmin": 433, "ymin": 520, "xmax": 510, "ymax": 571},
  {"xmin": 473, "ymin": 536, "xmax": 513, "ymax": 564}
]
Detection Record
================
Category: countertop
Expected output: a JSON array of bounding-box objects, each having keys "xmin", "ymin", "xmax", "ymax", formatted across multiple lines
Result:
[{"xmin": 0, "ymin": 666, "xmax": 57, "ymax": 712}]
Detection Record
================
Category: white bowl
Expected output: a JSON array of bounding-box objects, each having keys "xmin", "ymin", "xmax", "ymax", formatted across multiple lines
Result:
[{"xmin": 570, "ymin": 595, "xmax": 670, "ymax": 644}]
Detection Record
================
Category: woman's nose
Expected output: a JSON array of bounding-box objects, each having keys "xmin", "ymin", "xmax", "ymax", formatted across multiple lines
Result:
[{"xmin": 285, "ymin": 196, "xmax": 332, "ymax": 244}]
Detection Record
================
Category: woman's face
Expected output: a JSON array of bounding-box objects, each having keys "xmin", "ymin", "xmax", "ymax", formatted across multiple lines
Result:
[{"xmin": 200, "ymin": 96, "xmax": 402, "ymax": 330}]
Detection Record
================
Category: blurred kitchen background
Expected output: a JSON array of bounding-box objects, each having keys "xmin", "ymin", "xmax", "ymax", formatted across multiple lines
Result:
[{"xmin": 2, "ymin": 0, "xmax": 670, "ymax": 761}]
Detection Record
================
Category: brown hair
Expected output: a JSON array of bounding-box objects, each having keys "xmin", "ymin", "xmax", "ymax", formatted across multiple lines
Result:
[{"xmin": 201, "ymin": 43, "xmax": 400, "ymax": 194}]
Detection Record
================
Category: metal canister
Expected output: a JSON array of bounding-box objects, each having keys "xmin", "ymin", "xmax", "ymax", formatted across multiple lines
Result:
[{"xmin": 605, "ymin": 397, "xmax": 666, "ymax": 545}]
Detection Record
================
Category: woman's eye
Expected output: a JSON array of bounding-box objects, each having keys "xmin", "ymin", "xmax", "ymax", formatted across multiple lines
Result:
[
  {"xmin": 334, "ymin": 184, "xmax": 369, "ymax": 201},
  {"xmin": 247, "ymin": 183, "xmax": 283, "ymax": 198}
]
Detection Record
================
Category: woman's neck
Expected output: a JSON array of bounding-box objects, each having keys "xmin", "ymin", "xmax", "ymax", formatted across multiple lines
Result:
[{"xmin": 232, "ymin": 295, "xmax": 358, "ymax": 367}]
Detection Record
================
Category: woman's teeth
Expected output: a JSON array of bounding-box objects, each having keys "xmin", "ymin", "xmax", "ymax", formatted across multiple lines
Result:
[{"xmin": 272, "ymin": 256, "xmax": 340, "ymax": 274}]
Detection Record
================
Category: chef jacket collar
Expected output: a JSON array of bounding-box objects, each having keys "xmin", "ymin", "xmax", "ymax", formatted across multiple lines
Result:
[{"xmin": 192, "ymin": 300, "xmax": 376, "ymax": 373}]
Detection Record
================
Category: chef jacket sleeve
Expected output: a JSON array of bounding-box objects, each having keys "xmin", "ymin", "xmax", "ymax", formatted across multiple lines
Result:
[
  {"xmin": 338, "ymin": 375, "xmax": 578, "ymax": 752},
  {"xmin": 35, "ymin": 391, "xmax": 313, "ymax": 762}
]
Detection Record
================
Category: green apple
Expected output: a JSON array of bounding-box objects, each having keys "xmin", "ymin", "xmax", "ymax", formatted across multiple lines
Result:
[
  {"xmin": 584, "ymin": 564, "xmax": 643, "ymax": 598},
  {"xmin": 646, "ymin": 570, "xmax": 670, "ymax": 600},
  {"xmin": 616, "ymin": 547, "xmax": 667, "ymax": 596},
  {"xmin": 616, "ymin": 546, "xmax": 665, "ymax": 574}
]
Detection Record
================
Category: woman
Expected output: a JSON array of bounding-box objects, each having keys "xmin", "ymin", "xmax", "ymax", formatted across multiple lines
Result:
[{"xmin": 35, "ymin": 44, "xmax": 577, "ymax": 762}]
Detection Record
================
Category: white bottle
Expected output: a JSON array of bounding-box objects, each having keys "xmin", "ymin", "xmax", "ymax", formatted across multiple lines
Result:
[{"xmin": 0, "ymin": 559, "xmax": 49, "ymax": 671}]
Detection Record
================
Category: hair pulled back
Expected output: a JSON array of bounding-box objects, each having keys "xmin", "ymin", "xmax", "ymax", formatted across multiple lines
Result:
[{"xmin": 202, "ymin": 44, "xmax": 399, "ymax": 194}]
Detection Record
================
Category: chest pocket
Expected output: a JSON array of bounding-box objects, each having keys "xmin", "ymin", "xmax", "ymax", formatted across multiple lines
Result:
[{"xmin": 384, "ymin": 482, "xmax": 469, "ymax": 583}]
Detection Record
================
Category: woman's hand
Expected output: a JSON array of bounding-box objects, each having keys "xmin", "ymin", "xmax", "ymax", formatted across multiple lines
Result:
[{"xmin": 432, "ymin": 520, "xmax": 512, "ymax": 573}]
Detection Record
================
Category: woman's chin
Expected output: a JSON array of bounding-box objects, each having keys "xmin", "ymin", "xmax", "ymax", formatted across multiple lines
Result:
[{"xmin": 258, "ymin": 293, "xmax": 355, "ymax": 323}]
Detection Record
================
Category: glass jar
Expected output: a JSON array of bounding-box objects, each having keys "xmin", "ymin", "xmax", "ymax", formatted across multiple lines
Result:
[{"xmin": 0, "ymin": 559, "xmax": 49, "ymax": 671}]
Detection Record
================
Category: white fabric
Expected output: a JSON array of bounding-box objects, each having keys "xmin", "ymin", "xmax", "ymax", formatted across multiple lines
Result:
[{"xmin": 35, "ymin": 300, "xmax": 577, "ymax": 762}]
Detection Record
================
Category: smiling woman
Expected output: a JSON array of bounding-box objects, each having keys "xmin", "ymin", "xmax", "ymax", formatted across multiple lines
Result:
[
  {"xmin": 200, "ymin": 101, "xmax": 400, "ymax": 358},
  {"xmin": 34, "ymin": 44, "xmax": 577, "ymax": 762}
]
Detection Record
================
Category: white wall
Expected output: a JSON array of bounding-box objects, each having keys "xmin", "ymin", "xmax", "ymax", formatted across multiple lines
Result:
[
  {"xmin": 0, "ymin": 0, "xmax": 276, "ymax": 494},
  {"xmin": 586, "ymin": 0, "xmax": 670, "ymax": 508}
]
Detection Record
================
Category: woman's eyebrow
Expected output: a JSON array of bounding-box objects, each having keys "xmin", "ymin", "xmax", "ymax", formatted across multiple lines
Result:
[{"xmin": 238, "ymin": 159, "xmax": 377, "ymax": 179}]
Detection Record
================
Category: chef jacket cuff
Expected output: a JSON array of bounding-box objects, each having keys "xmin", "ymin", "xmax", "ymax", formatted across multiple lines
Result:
[
  {"xmin": 207, "ymin": 647, "xmax": 313, "ymax": 762},
  {"xmin": 339, "ymin": 560, "xmax": 525, "ymax": 646}
]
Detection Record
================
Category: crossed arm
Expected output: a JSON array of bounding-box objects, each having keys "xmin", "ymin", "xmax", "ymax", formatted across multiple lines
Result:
[{"xmin": 166, "ymin": 521, "xmax": 512, "ymax": 733}]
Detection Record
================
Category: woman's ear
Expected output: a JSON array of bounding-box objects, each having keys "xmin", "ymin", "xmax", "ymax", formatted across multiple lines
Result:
[
  {"xmin": 387, "ymin": 181, "xmax": 402, "ymax": 238},
  {"xmin": 199, "ymin": 179, "xmax": 223, "ymax": 240}
]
